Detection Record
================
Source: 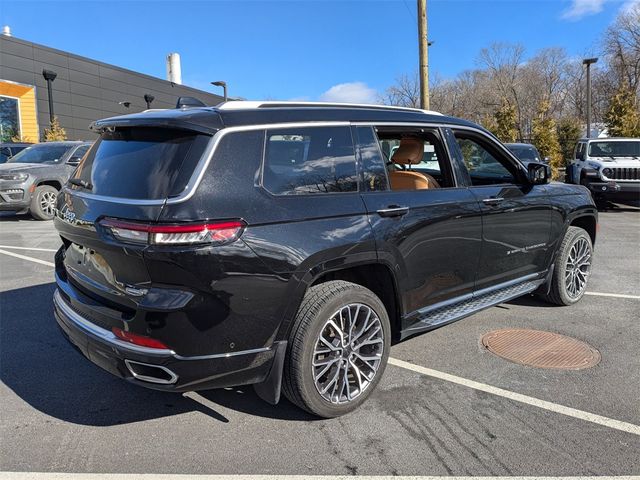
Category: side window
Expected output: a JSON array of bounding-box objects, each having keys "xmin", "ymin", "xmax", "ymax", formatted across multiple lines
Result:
[
  {"xmin": 263, "ymin": 126, "xmax": 358, "ymax": 195},
  {"xmin": 576, "ymin": 142, "xmax": 584, "ymax": 160},
  {"xmin": 70, "ymin": 145, "xmax": 90, "ymax": 161},
  {"xmin": 376, "ymin": 128, "xmax": 456, "ymax": 190},
  {"xmin": 355, "ymin": 126, "xmax": 389, "ymax": 191},
  {"xmin": 455, "ymin": 135, "xmax": 517, "ymax": 186}
]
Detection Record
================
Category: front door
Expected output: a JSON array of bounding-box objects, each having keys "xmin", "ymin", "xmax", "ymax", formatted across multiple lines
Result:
[{"xmin": 451, "ymin": 130, "xmax": 552, "ymax": 291}]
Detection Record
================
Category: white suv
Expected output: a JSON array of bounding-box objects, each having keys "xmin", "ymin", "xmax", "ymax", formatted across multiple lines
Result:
[{"xmin": 566, "ymin": 138, "xmax": 640, "ymax": 204}]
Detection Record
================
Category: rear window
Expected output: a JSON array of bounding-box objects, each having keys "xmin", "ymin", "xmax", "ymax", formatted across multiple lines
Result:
[
  {"xmin": 262, "ymin": 126, "xmax": 358, "ymax": 195},
  {"xmin": 71, "ymin": 128, "xmax": 210, "ymax": 200}
]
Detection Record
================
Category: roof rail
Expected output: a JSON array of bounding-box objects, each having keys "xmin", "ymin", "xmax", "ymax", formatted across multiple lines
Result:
[{"xmin": 216, "ymin": 100, "xmax": 442, "ymax": 116}]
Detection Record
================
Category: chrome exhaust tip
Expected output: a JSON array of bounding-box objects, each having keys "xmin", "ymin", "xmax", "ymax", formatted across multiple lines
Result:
[{"xmin": 124, "ymin": 359, "xmax": 178, "ymax": 385}]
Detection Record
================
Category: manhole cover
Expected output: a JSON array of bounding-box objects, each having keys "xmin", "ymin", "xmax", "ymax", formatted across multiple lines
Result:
[{"xmin": 481, "ymin": 329, "xmax": 600, "ymax": 370}]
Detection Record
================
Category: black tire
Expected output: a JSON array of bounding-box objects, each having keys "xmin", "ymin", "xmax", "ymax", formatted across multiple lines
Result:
[
  {"xmin": 29, "ymin": 185, "xmax": 58, "ymax": 220},
  {"xmin": 282, "ymin": 280, "xmax": 391, "ymax": 418},
  {"xmin": 540, "ymin": 226, "xmax": 593, "ymax": 306}
]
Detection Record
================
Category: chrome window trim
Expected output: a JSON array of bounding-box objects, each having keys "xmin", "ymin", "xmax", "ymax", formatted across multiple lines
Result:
[
  {"xmin": 54, "ymin": 289, "xmax": 271, "ymax": 360},
  {"xmin": 64, "ymin": 121, "xmax": 351, "ymax": 206},
  {"xmin": 353, "ymin": 121, "xmax": 528, "ymax": 173}
]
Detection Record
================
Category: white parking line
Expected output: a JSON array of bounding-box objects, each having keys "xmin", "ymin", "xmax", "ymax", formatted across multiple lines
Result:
[
  {"xmin": 388, "ymin": 357, "xmax": 640, "ymax": 437},
  {"xmin": 0, "ymin": 248, "xmax": 55, "ymax": 268},
  {"xmin": 0, "ymin": 244, "xmax": 58, "ymax": 252},
  {"xmin": 585, "ymin": 291, "xmax": 640, "ymax": 300},
  {"xmin": 1, "ymin": 474, "xmax": 638, "ymax": 480}
]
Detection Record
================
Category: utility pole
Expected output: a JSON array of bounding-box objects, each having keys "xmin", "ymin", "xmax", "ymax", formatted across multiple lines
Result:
[
  {"xmin": 583, "ymin": 57, "xmax": 598, "ymax": 138},
  {"xmin": 417, "ymin": 0, "xmax": 429, "ymax": 110}
]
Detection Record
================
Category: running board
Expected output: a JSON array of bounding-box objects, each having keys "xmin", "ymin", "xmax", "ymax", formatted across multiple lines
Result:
[{"xmin": 400, "ymin": 278, "xmax": 544, "ymax": 339}]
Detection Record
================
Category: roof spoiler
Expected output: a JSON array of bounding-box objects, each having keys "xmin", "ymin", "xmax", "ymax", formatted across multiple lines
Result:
[{"xmin": 176, "ymin": 97, "xmax": 207, "ymax": 109}]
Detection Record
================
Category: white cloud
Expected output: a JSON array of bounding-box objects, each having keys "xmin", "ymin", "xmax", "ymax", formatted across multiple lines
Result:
[
  {"xmin": 318, "ymin": 82, "xmax": 378, "ymax": 104},
  {"xmin": 561, "ymin": 0, "xmax": 606, "ymax": 19},
  {"xmin": 561, "ymin": 0, "xmax": 638, "ymax": 20}
]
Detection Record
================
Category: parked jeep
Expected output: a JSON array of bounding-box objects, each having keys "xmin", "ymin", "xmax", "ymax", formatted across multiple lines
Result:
[
  {"xmin": 0, "ymin": 141, "xmax": 92, "ymax": 220},
  {"xmin": 52, "ymin": 102, "xmax": 597, "ymax": 417},
  {"xmin": 565, "ymin": 137, "xmax": 640, "ymax": 205}
]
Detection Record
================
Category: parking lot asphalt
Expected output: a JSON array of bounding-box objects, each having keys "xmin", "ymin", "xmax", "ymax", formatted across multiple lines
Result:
[{"xmin": 0, "ymin": 208, "xmax": 639, "ymax": 478}]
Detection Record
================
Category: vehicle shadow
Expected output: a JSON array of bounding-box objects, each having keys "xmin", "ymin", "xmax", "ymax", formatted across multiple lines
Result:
[
  {"xmin": 505, "ymin": 294, "xmax": 557, "ymax": 308},
  {"xmin": 0, "ymin": 282, "xmax": 314, "ymax": 426},
  {"xmin": 0, "ymin": 213, "xmax": 36, "ymax": 222}
]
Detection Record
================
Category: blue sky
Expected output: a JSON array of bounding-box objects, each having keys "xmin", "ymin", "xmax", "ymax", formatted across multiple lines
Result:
[{"xmin": 1, "ymin": 0, "xmax": 634, "ymax": 102}]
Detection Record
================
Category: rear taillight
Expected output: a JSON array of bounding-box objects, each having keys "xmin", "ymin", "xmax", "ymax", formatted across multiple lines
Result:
[
  {"xmin": 112, "ymin": 327, "xmax": 170, "ymax": 349},
  {"xmin": 99, "ymin": 218, "xmax": 245, "ymax": 246}
]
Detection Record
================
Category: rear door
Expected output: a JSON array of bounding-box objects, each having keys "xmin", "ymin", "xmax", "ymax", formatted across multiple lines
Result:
[
  {"xmin": 451, "ymin": 129, "xmax": 551, "ymax": 290},
  {"xmin": 55, "ymin": 127, "xmax": 211, "ymax": 311},
  {"xmin": 356, "ymin": 125, "xmax": 483, "ymax": 332}
]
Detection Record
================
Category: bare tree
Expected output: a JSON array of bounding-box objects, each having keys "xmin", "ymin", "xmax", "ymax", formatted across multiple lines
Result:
[
  {"xmin": 604, "ymin": 3, "xmax": 640, "ymax": 93},
  {"xmin": 378, "ymin": 72, "xmax": 420, "ymax": 108}
]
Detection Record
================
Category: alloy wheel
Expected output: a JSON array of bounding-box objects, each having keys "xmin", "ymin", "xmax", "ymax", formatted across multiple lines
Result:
[
  {"xmin": 40, "ymin": 191, "xmax": 57, "ymax": 216},
  {"xmin": 565, "ymin": 236, "xmax": 592, "ymax": 298},
  {"xmin": 312, "ymin": 303, "xmax": 384, "ymax": 404}
]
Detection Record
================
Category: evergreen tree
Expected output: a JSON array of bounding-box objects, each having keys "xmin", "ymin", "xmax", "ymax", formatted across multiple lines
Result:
[
  {"xmin": 556, "ymin": 117, "xmax": 581, "ymax": 165},
  {"xmin": 43, "ymin": 117, "xmax": 67, "ymax": 142},
  {"xmin": 532, "ymin": 100, "xmax": 562, "ymax": 179},
  {"xmin": 604, "ymin": 84, "xmax": 640, "ymax": 137},
  {"xmin": 493, "ymin": 100, "xmax": 519, "ymax": 143}
]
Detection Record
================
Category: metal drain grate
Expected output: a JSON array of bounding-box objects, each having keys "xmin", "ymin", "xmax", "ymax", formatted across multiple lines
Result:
[{"xmin": 482, "ymin": 329, "xmax": 601, "ymax": 370}]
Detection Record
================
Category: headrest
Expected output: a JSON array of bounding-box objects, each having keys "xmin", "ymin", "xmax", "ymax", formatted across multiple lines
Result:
[{"xmin": 391, "ymin": 137, "xmax": 423, "ymax": 165}]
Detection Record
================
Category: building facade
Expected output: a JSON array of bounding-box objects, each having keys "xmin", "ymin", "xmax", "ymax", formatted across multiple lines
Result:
[{"xmin": 0, "ymin": 34, "xmax": 224, "ymax": 142}]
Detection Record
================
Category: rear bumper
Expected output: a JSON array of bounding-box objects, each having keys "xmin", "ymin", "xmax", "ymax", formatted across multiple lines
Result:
[
  {"xmin": 53, "ymin": 288, "xmax": 278, "ymax": 392},
  {"xmin": 584, "ymin": 180, "xmax": 640, "ymax": 201}
]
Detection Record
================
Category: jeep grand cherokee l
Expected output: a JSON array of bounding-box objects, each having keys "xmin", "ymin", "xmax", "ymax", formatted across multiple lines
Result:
[{"xmin": 52, "ymin": 101, "xmax": 597, "ymax": 417}]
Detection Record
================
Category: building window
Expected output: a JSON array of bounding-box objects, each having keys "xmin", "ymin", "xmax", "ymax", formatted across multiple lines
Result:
[{"xmin": 0, "ymin": 96, "xmax": 20, "ymax": 142}]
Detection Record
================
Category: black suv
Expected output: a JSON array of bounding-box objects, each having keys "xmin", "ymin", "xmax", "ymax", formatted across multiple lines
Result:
[{"xmin": 53, "ymin": 102, "xmax": 597, "ymax": 417}]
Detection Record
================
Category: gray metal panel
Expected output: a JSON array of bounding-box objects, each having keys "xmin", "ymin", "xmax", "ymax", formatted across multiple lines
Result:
[
  {"xmin": 67, "ymin": 57, "xmax": 100, "ymax": 76},
  {"xmin": 33, "ymin": 47, "xmax": 70, "ymax": 69},
  {"xmin": 69, "ymin": 81, "xmax": 102, "ymax": 99},
  {"xmin": 70, "ymin": 93, "xmax": 103, "ymax": 110},
  {"xmin": 0, "ymin": 52, "xmax": 36, "ymax": 74},
  {"xmin": 0, "ymin": 66, "xmax": 37, "ymax": 86},
  {"xmin": 38, "ymin": 99, "xmax": 73, "ymax": 117},
  {"xmin": 0, "ymin": 37, "xmax": 34, "ymax": 58},
  {"xmin": 68, "ymin": 69, "xmax": 100, "ymax": 88}
]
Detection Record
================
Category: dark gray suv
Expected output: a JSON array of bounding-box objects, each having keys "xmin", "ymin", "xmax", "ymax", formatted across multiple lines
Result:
[{"xmin": 0, "ymin": 141, "xmax": 92, "ymax": 220}]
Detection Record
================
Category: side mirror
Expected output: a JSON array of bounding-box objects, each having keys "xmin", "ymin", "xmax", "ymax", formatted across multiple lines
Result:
[
  {"xmin": 67, "ymin": 157, "xmax": 82, "ymax": 166},
  {"xmin": 528, "ymin": 162, "xmax": 551, "ymax": 185}
]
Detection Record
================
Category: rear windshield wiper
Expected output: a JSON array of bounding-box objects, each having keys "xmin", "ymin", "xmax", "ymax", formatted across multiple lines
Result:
[{"xmin": 68, "ymin": 178, "xmax": 93, "ymax": 190}]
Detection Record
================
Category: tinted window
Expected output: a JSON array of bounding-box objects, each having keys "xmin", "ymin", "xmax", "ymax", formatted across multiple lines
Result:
[
  {"xmin": 356, "ymin": 127, "xmax": 388, "ymax": 191},
  {"xmin": 72, "ymin": 128, "xmax": 210, "ymax": 200},
  {"xmin": 8, "ymin": 144, "xmax": 71, "ymax": 164},
  {"xmin": 263, "ymin": 126, "xmax": 357, "ymax": 195},
  {"xmin": 70, "ymin": 145, "xmax": 90, "ymax": 160},
  {"xmin": 508, "ymin": 145, "xmax": 540, "ymax": 162},
  {"xmin": 456, "ymin": 137, "xmax": 516, "ymax": 185},
  {"xmin": 588, "ymin": 141, "xmax": 640, "ymax": 158}
]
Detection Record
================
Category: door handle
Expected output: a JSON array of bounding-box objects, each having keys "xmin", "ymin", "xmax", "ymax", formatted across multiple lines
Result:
[
  {"xmin": 482, "ymin": 197, "xmax": 504, "ymax": 205},
  {"xmin": 377, "ymin": 206, "xmax": 409, "ymax": 217}
]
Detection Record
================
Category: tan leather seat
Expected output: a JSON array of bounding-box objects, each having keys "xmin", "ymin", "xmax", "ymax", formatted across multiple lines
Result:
[{"xmin": 389, "ymin": 137, "xmax": 440, "ymax": 190}]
